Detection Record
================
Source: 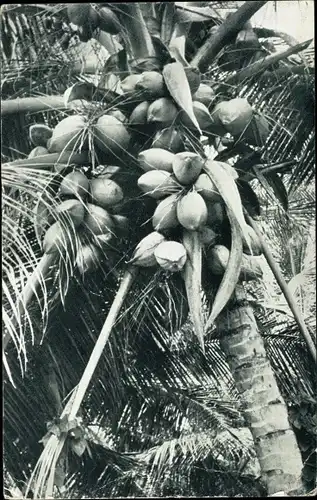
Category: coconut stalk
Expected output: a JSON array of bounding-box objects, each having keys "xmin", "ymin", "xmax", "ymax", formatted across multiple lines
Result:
[
  {"xmin": 245, "ymin": 214, "xmax": 316, "ymax": 362},
  {"xmin": 1, "ymin": 96, "xmax": 66, "ymax": 116},
  {"xmin": 225, "ymin": 38, "xmax": 313, "ymax": 85},
  {"xmin": 191, "ymin": 1, "xmax": 267, "ymax": 71},
  {"xmin": 114, "ymin": 4, "xmax": 156, "ymax": 61},
  {"xmin": 215, "ymin": 284, "xmax": 304, "ymax": 495}
]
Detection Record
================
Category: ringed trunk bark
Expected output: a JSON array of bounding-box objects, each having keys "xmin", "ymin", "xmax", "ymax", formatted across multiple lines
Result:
[{"xmin": 216, "ymin": 284, "xmax": 303, "ymax": 495}]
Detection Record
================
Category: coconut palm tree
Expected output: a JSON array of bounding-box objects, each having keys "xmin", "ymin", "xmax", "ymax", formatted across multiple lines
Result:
[{"xmin": 2, "ymin": 2, "xmax": 316, "ymax": 498}]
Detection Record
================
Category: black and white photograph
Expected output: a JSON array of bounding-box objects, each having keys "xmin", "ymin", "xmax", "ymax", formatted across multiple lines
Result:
[{"xmin": 2, "ymin": 2, "xmax": 316, "ymax": 498}]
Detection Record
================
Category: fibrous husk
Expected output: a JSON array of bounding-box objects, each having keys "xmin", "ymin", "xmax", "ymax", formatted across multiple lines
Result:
[
  {"xmin": 76, "ymin": 244, "xmax": 101, "ymax": 275},
  {"xmin": 138, "ymin": 170, "xmax": 181, "ymax": 199},
  {"xmin": 138, "ymin": 148, "xmax": 175, "ymax": 172},
  {"xmin": 135, "ymin": 71, "xmax": 166, "ymax": 98},
  {"xmin": 29, "ymin": 124, "xmax": 53, "ymax": 148},
  {"xmin": 192, "ymin": 84, "xmax": 215, "ymax": 107},
  {"xmin": 207, "ymin": 244, "xmax": 263, "ymax": 281},
  {"xmin": 172, "ymin": 151, "xmax": 203, "ymax": 185},
  {"xmin": 129, "ymin": 231, "xmax": 165, "ymax": 267},
  {"xmin": 89, "ymin": 177, "xmax": 124, "ymax": 209},
  {"xmin": 59, "ymin": 171, "xmax": 89, "ymax": 200},
  {"xmin": 130, "ymin": 101, "xmax": 150, "ymax": 126},
  {"xmin": 154, "ymin": 241, "xmax": 187, "ymax": 272},
  {"xmin": 47, "ymin": 115, "xmax": 87, "ymax": 153},
  {"xmin": 177, "ymin": 191, "xmax": 207, "ymax": 230},
  {"xmin": 98, "ymin": 6, "xmax": 121, "ymax": 34},
  {"xmin": 84, "ymin": 203, "xmax": 115, "ymax": 236},
  {"xmin": 194, "ymin": 173, "xmax": 221, "ymax": 202},
  {"xmin": 93, "ymin": 115, "xmax": 131, "ymax": 157},
  {"xmin": 55, "ymin": 199, "xmax": 85, "ymax": 228},
  {"xmin": 152, "ymin": 193, "xmax": 180, "ymax": 231},
  {"xmin": 147, "ymin": 97, "xmax": 178, "ymax": 127},
  {"xmin": 211, "ymin": 98, "xmax": 253, "ymax": 136},
  {"xmin": 28, "ymin": 146, "xmax": 49, "ymax": 158},
  {"xmin": 151, "ymin": 127, "xmax": 184, "ymax": 153},
  {"xmin": 43, "ymin": 221, "xmax": 77, "ymax": 255}
]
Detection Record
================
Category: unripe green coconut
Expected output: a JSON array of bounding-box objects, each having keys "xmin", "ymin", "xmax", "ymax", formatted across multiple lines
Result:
[
  {"xmin": 184, "ymin": 66, "xmax": 201, "ymax": 95},
  {"xmin": 55, "ymin": 199, "xmax": 85, "ymax": 228},
  {"xmin": 107, "ymin": 108, "xmax": 127, "ymax": 123},
  {"xmin": 154, "ymin": 241, "xmax": 187, "ymax": 272},
  {"xmin": 89, "ymin": 177, "xmax": 124, "ymax": 209},
  {"xmin": 121, "ymin": 74, "xmax": 143, "ymax": 94},
  {"xmin": 135, "ymin": 71, "xmax": 166, "ymax": 98},
  {"xmin": 180, "ymin": 101, "xmax": 214, "ymax": 132},
  {"xmin": 138, "ymin": 148, "xmax": 175, "ymax": 172},
  {"xmin": 84, "ymin": 203, "xmax": 115, "ymax": 236},
  {"xmin": 206, "ymin": 201, "xmax": 226, "ymax": 229},
  {"xmin": 93, "ymin": 115, "xmax": 131, "ymax": 157},
  {"xmin": 138, "ymin": 170, "xmax": 181, "ymax": 199},
  {"xmin": 207, "ymin": 245, "xmax": 263, "ymax": 281},
  {"xmin": 199, "ymin": 226, "xmax": 217, "ymax": 246},
  {"xmin": 112, "ymin": 214, "xmax": 129, "ymax": 234},
  {"xmin": 194, "ymin": 173, "xmax": 221, "ymax": 202},
  {"xmin": 177, "ymin": 192, "xmax": 208, "ymax": 230},
  {"xmin": 172, "ymin": 152, "xmax": 203, "ymax": 185},
  {"xmin": 193, "ymin": 84, "xmax": 215, "ymax": 107},
  {"xmin": 47, "ymin": 115, "xmax": 87, "ymax": 153},
  {"xmin": 59, "ymin": 171, "xmax": 89, "ymax": 200},
  {"xmin": 147, "ymin": 98, "xmax": 178, "ymax": 127},
  {"xmin": 211, "ymin": 98, "xmax": 253, "ymax": 136},
  {"xmin": 152, "ymin": 193, "xmax": 180, "ymax": 231},
  {"xmin": 129, "ymin": 231, "xmax": 166, "ymax": 267},
  {"xmin": 43, "ymin": 221, "xmax": 77, "ymax": 255},
  {"xmin": 151, "ymin": 127, "xmax": 184, "ymax": 153},
  {"xmin": 130, "ymin": 101, "xmax": 150, "ymax": 126},
  {"xmin": 28, "ymin": 146, "xmax": 49, "ymax": 158},
  {"xmin": 29, "ymin": 124, "xmax": 53, "ymax": 148}
]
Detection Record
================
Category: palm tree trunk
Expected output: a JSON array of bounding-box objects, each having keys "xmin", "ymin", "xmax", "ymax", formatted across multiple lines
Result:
[{"xmin": 216, "ymin": 284, "xmax": 303, "ymax": 495}]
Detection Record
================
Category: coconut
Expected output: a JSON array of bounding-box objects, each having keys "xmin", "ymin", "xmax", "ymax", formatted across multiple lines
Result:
[
  {"xmin": 76, "ymin": 244, "xmax": 101, "ymax": 275},
  {"xmin": 211, "ymin": 98, "xmax": 253, "ymax": 136},
  {"xmin": 147, "ymin": 98, "xmax": 178, "ymax": 127},
  {"xmin": 59, "ymin": 171, "xmax": 89, "ymax": 200},
  {"xmin": 180, "ymin": 101, "xmax": 214, "ymax": 132},
  {"xmin": 206, "ymin": 201, "xmax": 226, "ymax": 229},
  {"xmin": 89, "ymin": 177, "xmax": 124, "ymax": 209},
  {"xmin": 112, "ymin": 214, "xmax": 129, "ymax": 234},
  {"xmin": 135, "ymin": 71, "xmax": 166, "ymax": 98},
  {"xmin": 242, "ymin": 225, "xmax": 262, "ymax": 256},
  {"xmin": 29, "ymin": 124, "xmax": 53, "ymax": 148},
  {"xmin": 67, "ymin": 4, "xmax": 93, "ymax": 25},
  {"xmin": 184, "ymin": 66, "xmax": 201, "ymax": 95},
  {"xmin": 121, "ymin": 74, "xmax": 143, "ymax": 94},
  {"xmin": 177, "ymin": 192, "xmax": 207, "ymax": 230},
  {"xmin": 138, "ymin": 148, "xmax": 175, "ymax": 173},
  {"xmin": 84, "ymin": 203, "xmax": 115, "ymax": 235},
  {"xmin": 172, "ymin": 152, "xmax": 203, "ymax": 185},
  {"xmin": 152, "ymin": 193, "xmax": 180, "ymax": 231},
  {"xmin": 98, "ymin": 6, "xmax": 121, "ymax": 34},
  {"xmin": 152, "ymin": 127, "xmax": 184, "ymax": 153},
  {"xmin": 193, "ymin": 84, "xmax": 215, "ymax": 107},
  {"xmin": 138, "ymin": 170, "xmax": 181, "ymax": 199},
  {"xmin": 107, "ymin": 108, "xmax": 127, "ymax": 123},
  {"xmin": 154, "ymin": 241, "xmax": 187, "ymax": 272},
  {"xmin": 199, "ymin": 226, "xmax": 217, "ymax": 246},
  {"xmin": 28, "ymin": 146, "xmax": 49, "ymax": 158},
  {"xmin": 93, "ymin": 115, "xmax": 131, "ymax": 157},
  {"xmin": 47, "ymin": 115, "xmax": 87, "ymax": 153},
  {"xmin": 194, "ymin": 173, "xmax": 221, "ymax": 202},
  {"xmin": 207, "ymin": 245, "xmax": 263, "ymax": 281},
  {"xmin": 129, "ymin": 231, "xmax": 166, "ymax": 267},
  {"xmin": 55, "ymin": 199, "xmax": 85, "ymax": 228},
  {"xmin": 130, "ymin": 101, "xmax": 150, "ymax": 126},
  {"xmin": 43, "ymin": 221, "xmax": 77, "ymax": 255}
]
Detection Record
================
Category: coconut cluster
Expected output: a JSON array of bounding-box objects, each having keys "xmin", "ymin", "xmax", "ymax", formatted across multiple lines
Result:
[
  {"xmin": 41, "ymin": 166, "xmax": 128, "ymax": 276},
  {"xmin": 132, "ymin": 145, "xmax": 263, "ymax": 280}
]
